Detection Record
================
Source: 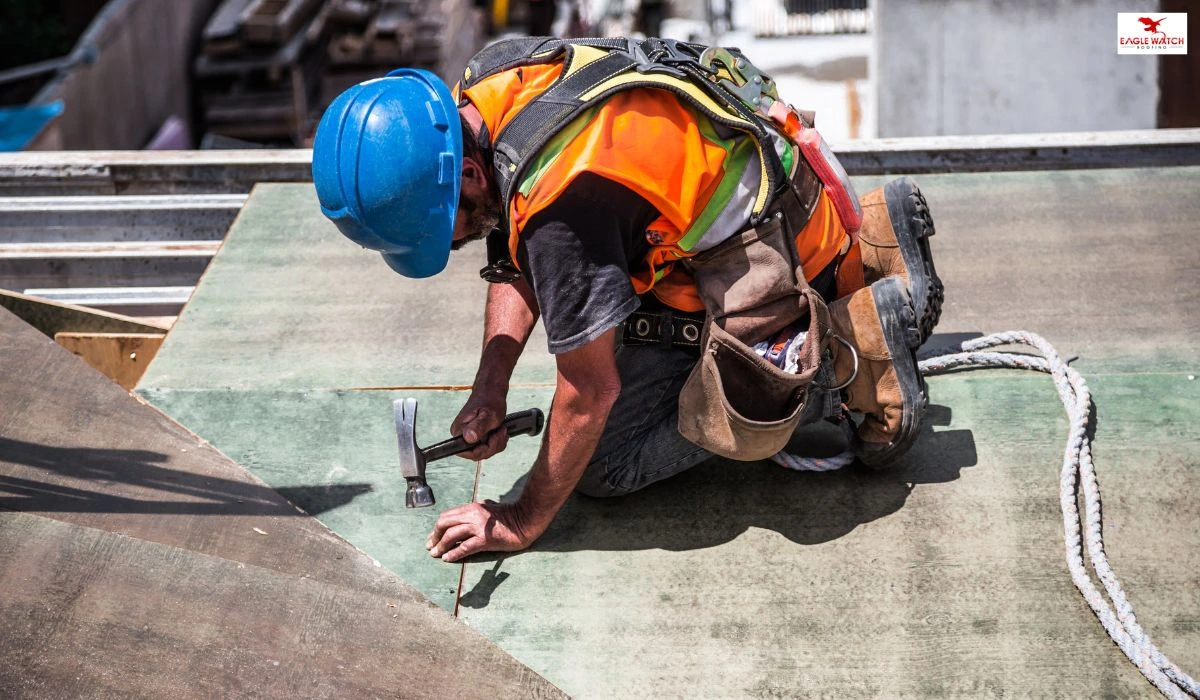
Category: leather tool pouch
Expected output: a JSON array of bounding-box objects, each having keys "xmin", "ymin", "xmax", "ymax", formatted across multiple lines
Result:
[{"xmin": 678, "ymin": 212, "xmax": 831, "ymax": 461}]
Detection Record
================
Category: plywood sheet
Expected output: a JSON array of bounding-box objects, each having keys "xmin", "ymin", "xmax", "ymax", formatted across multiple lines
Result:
[{"xmin": 0, "ymin": 288, "xmax": 169, "ymax": 337}]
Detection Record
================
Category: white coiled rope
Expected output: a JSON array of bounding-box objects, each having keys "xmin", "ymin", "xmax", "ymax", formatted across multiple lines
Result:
[{"xmin": 771, "ymin": 331, "xmax": 1198, "ymax": 699}]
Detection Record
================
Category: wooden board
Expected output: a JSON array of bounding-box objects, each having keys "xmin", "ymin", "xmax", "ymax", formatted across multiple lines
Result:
[
  {"xmin": 54, "ymin": 332, "xmax": 165, "ymax": 390},
  {"xmin": 0, "ymin": 307, "xmax": 563, "ymax": 698},
  {"xmin": 0, "ymin": 288, "xmax": 169, "ymax": 337}
]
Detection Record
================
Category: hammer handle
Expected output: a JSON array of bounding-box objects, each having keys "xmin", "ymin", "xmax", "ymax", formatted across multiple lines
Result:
[{"xmin": 423, "ymin": 408, "xmax": 545, "ymax": 463}]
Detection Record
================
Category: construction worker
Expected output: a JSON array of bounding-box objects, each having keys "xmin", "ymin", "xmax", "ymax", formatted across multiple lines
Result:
[{"xmin": 312, "ymin": 37, "xmax": 943, "ymax": 562}]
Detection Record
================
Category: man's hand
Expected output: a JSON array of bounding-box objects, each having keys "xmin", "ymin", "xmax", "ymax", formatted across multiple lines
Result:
[
  {"xmin": 451, "ymin": 390, "xmax": 509, "ymax": 460},
  {"xmin": 425, "ymin": 500, "xmax": 542, "ymax": 562},
  {"xmin": 429, "ymin": 328, "xmax": 621, "ymax": 564}
]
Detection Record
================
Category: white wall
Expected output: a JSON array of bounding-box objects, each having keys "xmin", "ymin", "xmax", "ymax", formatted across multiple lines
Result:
[{"xmin": 874, "ymin": 0, "xmax": 1159, "ymax": 137}]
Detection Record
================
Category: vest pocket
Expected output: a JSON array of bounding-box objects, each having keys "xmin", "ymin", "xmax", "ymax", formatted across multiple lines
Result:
[{"xmin": 678, "ymin": 215, "xmax": 831, "ymax": 461}]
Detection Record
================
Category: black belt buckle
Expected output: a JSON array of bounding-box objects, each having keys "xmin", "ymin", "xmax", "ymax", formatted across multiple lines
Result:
[
  {"xmin": 660, "ymin": 310, "xmax": 675, "ymax": 348},
  {"xmin": 623, "ymin": 309, "xmax": 703, "ymax": 350}
]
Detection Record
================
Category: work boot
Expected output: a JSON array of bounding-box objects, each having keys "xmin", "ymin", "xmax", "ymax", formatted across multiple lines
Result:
[
  {"xmin": 855, "ymin": 177, "xmax": 944, "ymax": 343},
  {"xmin": 827, "ymin": 276, "xmax": 927, "ymax": 468}
]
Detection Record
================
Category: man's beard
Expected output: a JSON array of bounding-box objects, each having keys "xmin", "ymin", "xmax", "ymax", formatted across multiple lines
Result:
[{"xmin": 451, "ymin": 194, "xmax": 502, "ymax": 250}]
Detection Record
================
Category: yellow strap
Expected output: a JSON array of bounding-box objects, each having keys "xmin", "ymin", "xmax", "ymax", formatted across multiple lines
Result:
[
  {"xmin": 562, "ymin": 45, "xmax": 611, "ymax": 78},
  {"xmin": 579, "ymin": 72, "xmax": 748, "ymax": 125}
]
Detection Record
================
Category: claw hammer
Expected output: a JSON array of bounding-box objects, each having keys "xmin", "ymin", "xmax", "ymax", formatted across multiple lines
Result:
[{"xmin": 393, "ymin": 398, "xmax": 545, "ymax": 508}]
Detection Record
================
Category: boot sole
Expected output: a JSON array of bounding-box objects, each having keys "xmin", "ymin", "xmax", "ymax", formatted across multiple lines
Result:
[
  {"xmin": 884, "ymin": 177, "xmax": 944, "ymax": 343},
  {"xmin": 854, "ymin": 277, "xmax": 927, "ymax": 469}
]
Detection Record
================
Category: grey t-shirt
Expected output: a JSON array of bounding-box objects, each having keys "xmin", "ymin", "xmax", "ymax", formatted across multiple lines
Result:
[{"xmin": 515, "ymin": 173, "xmax": 659, "ymax": 354}]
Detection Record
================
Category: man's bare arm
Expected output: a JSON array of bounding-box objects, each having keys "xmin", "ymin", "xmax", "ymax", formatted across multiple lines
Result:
[
  {"xmin": 427, "ymin": 328, "xmax": 622, "ymax": 561},
  {"xmin": 508, "ymin": 327, "xmax": 622, "ymax": 533},
  {"xmin": 453, "ymin": 279, "xmax": 539, "ymax": 458},
  {"xmin": 472, "ymin": 278, "xmax": 539, "ymax": 396}
]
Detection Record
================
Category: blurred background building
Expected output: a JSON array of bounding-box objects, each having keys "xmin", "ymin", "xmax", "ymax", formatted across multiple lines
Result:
[
  {"xmin": 873, "ymin": 0, "xmax": 1195, "ymax": 137},
  {"xmin": 0, "ymin": 0, "xmax": 1195, "ymax": 152}
]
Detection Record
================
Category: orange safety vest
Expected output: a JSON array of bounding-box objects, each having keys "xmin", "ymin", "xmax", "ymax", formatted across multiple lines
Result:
[{"xmin": 459, "ymin": 49, "xmax": 849, "ymax": 312}]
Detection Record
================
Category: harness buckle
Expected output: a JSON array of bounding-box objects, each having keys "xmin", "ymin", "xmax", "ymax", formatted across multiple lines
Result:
[
  {"xmin": 479, "ymin": 228, "xmax": 523, "ymax": 284},
  {"xmin": 628, "ymin": 38, "xmax": 688, "ymax": 78},
  {"xmin": 698, "ymin": 47, "xmax": 779, "ymax": 110}
]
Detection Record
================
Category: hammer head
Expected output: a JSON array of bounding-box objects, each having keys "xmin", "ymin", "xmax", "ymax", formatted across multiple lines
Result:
[{"xmin": 393, "ymin": 398, "xmax": 435, "ymax": 508}]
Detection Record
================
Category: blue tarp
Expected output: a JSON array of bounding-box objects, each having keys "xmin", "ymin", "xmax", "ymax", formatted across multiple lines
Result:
[{"xmin": 0, "ymin": 101, "xmax": 64, "ymax": 151}]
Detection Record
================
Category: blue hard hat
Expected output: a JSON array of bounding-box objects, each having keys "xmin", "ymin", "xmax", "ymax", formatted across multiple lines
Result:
[{"xmin": 312, "ymin": 68, "xmax": 462, "ymax": 278}]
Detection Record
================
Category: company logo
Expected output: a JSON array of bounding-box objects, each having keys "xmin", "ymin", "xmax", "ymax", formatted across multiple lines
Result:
[{"xmin": 1117, "ymin": 12, "xmax": 1187, "ymax": 54}]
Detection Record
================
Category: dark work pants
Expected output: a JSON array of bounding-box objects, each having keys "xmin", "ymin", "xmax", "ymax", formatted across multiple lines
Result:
[{"xmin": 575, "ymin": 342, "xmax": 712, "ymax": 497}]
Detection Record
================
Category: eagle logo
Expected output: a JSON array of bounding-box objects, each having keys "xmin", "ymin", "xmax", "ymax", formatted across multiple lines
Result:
[{"xmin": 1138, "ymin": 16, "xmax": 1167, "ymax": 38}]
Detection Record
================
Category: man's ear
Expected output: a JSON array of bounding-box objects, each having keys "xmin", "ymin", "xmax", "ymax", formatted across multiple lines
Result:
[{"xmin": 462, "ymin": 155, "xmax": 488, "ymax": 191}]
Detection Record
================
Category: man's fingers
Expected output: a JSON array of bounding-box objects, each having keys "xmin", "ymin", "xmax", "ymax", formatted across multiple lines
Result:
[
  {"xmin": 426, "ymin": 506, "xmax": 471, "ymax": 548},
  {"xmin": 463, "ymin": 408, "xmax": 502, "ymax": 444},
  {"xmin": 450, "ymin": 407, "xmax": 478, "ymax": 436},
  {"xmin": 460, "ymin": 445, "xmax": 491, "ymax": 461},
  {"xmin": 441, "ymin": 535, "xmax": 486, "ymax": 563},
  {"xmin": 425, "ymin": 522, "xmax": 445, "ymax": 550},
  {"xmin": 464, "ymin": 431, "xmax": 505, "ymax": 460},
  {"xmin": 429, "ymin": 523, "xmax": 475, "ymax": 557},
  {"xmin": 459, "ymin": 427, "xmax": 509, "ymax": 461}
]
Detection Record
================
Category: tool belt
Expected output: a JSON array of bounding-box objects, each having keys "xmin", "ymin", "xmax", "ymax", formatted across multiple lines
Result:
[
  {"xmin": 621, "ymin": 307, "xmax": 704, "ymax": 350},
  {"xmin": 676, "ymin": 163, "xmax": 835, "ymax": 461}
]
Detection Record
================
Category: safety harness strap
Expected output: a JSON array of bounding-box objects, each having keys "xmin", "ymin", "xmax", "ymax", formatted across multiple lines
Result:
[
  {"xmin": 466, "ymin": 37, "xmax": 788, "ymax": 227},
  {"xmin": 464, "ymin": 37, "xmax": 630, "ymax": 88},
  {"xmin": 491, "ymin": 48, "xmax": 640, "ymax": 209}
]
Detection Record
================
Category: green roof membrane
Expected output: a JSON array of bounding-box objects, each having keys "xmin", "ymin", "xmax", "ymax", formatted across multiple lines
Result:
[
  {"xmin": 462, "ymin": 375, "xmax": 1199, "ymax": 697},
  {"xmin": 138, "ymin": 183, "xmax": 554, "ymax": 392}
]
